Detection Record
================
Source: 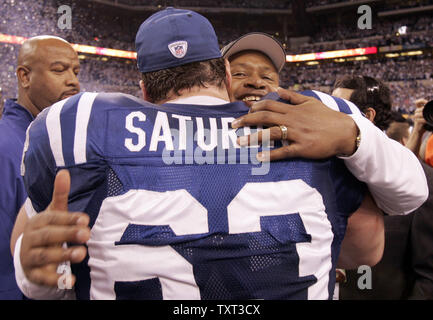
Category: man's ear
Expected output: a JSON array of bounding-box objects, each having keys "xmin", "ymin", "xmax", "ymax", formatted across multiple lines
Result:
[
  {"xmin": 224, "ymin": 58, "xmax": 233, "ymax": 101},
  {"xmin": 139, "ymin": 80, "xmax": 152, "ymax": 103},
  {"xmin": 224, "ymin": 58, "xmax": 232, "ymax": 91},
  {"xmin": 364, "ymin": 107, "xmax": 376, "ymax": 122},
  {"xmin": 16, "ymin": 65, "xmax": 31, "ymax": 89}
]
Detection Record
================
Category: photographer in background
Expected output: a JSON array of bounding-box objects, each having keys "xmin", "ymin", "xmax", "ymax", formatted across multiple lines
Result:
[
  {"xmin": 406, "ymin": 98, "xmax": 431, "ymax": 160},
  {"xmin": 412, "ymin": 98, "xmax": 433, "ymax": 167},
  {"xmin": 332, "ymin": 77, "xmax": 433, "ymax": 300}
]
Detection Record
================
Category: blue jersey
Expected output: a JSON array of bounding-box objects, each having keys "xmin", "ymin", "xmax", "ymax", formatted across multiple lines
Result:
[{"xmin": 23, "ymin": 91, "xmax": 366, "ymax": 300}]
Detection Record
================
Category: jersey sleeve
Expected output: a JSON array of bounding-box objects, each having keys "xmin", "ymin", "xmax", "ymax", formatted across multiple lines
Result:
[
  {"xmin": 22, "ymin": 92, "xmax": 101, "ymax": 213},
  {"xmin": 267, "ymin": 90, "xmax": 428, "ymax": 215},
  {"xmin": 339, "ymin": 113, "xmax": 428, "ymax": 215},
  {"xmin": 330, "ymin": 158, "xmax": 367, "ymax": 216},
  {"xmin": 306, "ymin": 90, "xmax": 428, "ymax": 214},
  {"xmin": 22, "ymin": 105, "xmax": 60, "ymax": 213}
]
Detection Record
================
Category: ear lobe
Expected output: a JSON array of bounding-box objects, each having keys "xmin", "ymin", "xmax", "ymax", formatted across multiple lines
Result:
[
  {"xmin": 16, "ymin": 66, "xmax": 31, "ymax": 89},
  {"xmin": 365, "ymin": 107, "xmax": 376, "ymax": 122}
]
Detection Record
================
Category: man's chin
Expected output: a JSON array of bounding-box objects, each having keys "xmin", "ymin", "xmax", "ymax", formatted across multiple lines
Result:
[{"xmin": 61, "ymin": 93, "xmax": 77, "ymax": 100}]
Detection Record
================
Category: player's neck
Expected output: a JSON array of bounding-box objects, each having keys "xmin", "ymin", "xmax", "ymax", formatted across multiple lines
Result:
[{"xmin": 162, "ymin": 86, "xmax": 230, "ymax": 105}]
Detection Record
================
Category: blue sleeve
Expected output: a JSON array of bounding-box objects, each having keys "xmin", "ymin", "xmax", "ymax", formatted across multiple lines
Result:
[
  {"xmin": 0, "ymin": 153, "xmax": 26, "ymax": 298},
  {"xmin": 22, "ymin": 109, "xmax": 57, "ymax": 213},
  {"xmin": 330, "ymin": 159, "xmax": 367, "ymax": 216},
  {"xmin": 0, "ymin": 154, "xmax": 27, "ymax": 222},
  {"xmin": 23, "ymin": 92, "xmax": 106, "ymax": 215},
  {"xmin": 262, "ymin": 90, "xmax": 362, "ymax": 115}
]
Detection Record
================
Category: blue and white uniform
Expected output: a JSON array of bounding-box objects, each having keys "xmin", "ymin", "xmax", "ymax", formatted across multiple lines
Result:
[{"xmin": 22, "ymin": 91, "xmax": 366, "ymax": 300}]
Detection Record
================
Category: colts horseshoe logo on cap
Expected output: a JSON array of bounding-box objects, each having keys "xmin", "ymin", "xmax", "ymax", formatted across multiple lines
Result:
[{"xmin": 168, "ymin": 41, "xmax": 188, "ymax": 58}]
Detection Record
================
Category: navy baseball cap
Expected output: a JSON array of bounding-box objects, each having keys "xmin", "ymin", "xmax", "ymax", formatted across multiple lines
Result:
[{"xmin": 136, "ymin": 7, "xmax": 222, "ymax": 73}]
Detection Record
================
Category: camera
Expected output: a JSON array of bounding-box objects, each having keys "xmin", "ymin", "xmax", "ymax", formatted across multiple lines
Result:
[{"xmin": 423, "ymin": 100, "xmax": 433, "ymax": 131}]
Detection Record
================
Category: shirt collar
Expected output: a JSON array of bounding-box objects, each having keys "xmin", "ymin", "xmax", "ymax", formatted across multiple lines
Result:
[
  {"xmin": 167, "ymin": 95, "xmax": 229, "ymax": 106},
  {"xmin": 3, "ymin": 99, "xmax": 34, "ymax": 124}
]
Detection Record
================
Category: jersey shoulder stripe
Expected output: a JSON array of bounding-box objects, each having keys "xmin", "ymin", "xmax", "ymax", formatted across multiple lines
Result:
[
  {"xmin": 73, "ymin": 92, "xmax": 98, "ymax": 165},
  {"xmin": 45, "ymin": 97, "xmax": 70, "ymax": 167},
  {"xmin": 311, "ymin": 90, "xmax": 340, "ymax": 112},
  {"xmin": 264, "ymin": 90, "xmax": 361, "ymax": 116},
  {"xmin": 309, "ymin": 90, "xmax": 361, "ymax": 115}
]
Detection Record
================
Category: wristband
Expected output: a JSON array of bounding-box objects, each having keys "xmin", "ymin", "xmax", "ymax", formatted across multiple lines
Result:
[{"xmin": 13, "ymin": 234, "xmax": 75, "ymax": 300}]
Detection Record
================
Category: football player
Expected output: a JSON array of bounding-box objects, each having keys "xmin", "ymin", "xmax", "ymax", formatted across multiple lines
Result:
[
  {"xmin": 221, "ymin": 33, "xmax": 428, "ymax": 268},
  {"xmin": 12, "ymin": 9, "xmax": 427, "ymax": 300}
]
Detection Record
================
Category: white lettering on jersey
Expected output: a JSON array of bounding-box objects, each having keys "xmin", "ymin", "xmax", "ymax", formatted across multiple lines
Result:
[
  {"xmin": 221, "ymin": 117, "xmax": 240, "ymax": 150},
  {"xmin": 172, "ymin": 115, "xmax": 192, "ymax": 151},
  {"xmin": 149, "ymin": 111, "xmax": 174, "ymax": 152},
  {"xmin": 196, "ymin": 117, "xmax": 218, "ymax": 151},
  {"xmin": 123, "ymin": 112, "xmax": 266, "ymax": 155},
  {"xmin": 125, "ymin": 111, "xmax": 147, "ymax": 152}
]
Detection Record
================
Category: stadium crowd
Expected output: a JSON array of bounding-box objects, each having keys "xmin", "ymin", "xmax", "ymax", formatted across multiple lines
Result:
[
  {"xmin": 102, "ymin": 0, "xmax": 433, "ymax": 10},
  {"xmin": 104, "ymin": 0, "xmax": 292, "ymax": 9},
  {"xmin": 296, "ymin": 15, "xmax": 433, "ymax": 54},
  {"xmin": 306, "ymin": 0, "xmax": 433, "ymax": 8},
  {"xmin": 1, "ymin": 0, "xmax": 432, "ymax": 113}
]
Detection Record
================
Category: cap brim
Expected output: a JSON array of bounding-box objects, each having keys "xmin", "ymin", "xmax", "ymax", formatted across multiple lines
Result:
[{"xmin": 221, "ymin": 33, "xmax": 286, "ymax": 73}]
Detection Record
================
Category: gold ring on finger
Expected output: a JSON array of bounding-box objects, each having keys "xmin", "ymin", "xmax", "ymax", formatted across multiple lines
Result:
[{"xmin": 279, "ymin": 125, "xmax": 288, "ymax": 140}]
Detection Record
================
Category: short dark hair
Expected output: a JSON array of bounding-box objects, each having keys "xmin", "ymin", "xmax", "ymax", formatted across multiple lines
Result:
[
  {"xmin": 333, "ymin": 75, "xmax": 393, "ymax": 131},
  {"xmin": 386, "ymin": 121, "xmax": 411, "ymax": 143},
  {"xmin": 141, "ymin": 57, "xmax": 227, "ymax": 103}
]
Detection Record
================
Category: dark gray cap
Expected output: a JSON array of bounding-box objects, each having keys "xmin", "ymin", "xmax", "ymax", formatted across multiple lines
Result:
[{"xmin": 221, "ymin": 32, "xmax": 286, "ymax": 73}]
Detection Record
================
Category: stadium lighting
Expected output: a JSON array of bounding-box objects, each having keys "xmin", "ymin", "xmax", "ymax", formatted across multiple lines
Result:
[
  {"xmin": 286, "ymin": 47, "xmax": 378, "ymax": 63},
  {"xmin": 385, "ymin": 53, "xmax": 400, "ymax": 58},
  {"xmin": 0, "ymin": 33, "xmax": 137, "ymax": 60},
  {"xmin": 401, "ymin": 50, "xmax": 423, "ymax": 56},
  {"xmin": 398, "ymin": 26, "xmax": 408, "ymax": 35},
  {"xmin": 0, "ymin": 33, "xmax": 380, "ymax": 64}
]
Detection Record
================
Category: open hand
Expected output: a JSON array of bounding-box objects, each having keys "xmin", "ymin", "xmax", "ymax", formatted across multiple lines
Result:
[
  {"xmin": 231, "ymin": 88, "xmax": 359, "ymax": 161},
  {"xmin": 20, "ymin": 170, "xmax": 90, "ymax": 288}
]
